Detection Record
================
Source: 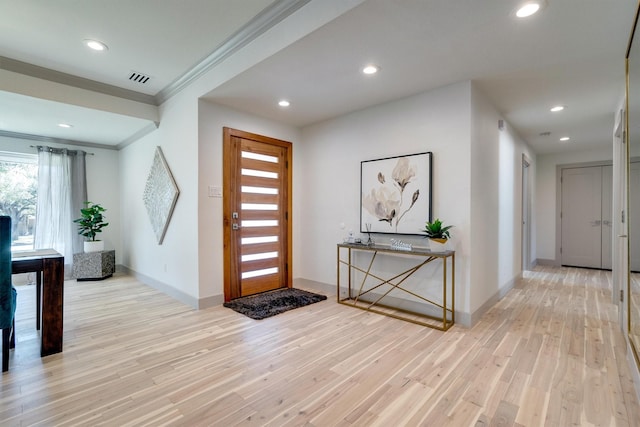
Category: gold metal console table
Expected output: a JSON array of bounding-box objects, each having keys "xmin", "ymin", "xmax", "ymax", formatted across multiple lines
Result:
[{"xmin": 337, "ymin": 243, "xmax": 455, "ymax": 331}]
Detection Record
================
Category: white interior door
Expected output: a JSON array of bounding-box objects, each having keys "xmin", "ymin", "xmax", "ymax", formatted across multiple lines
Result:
[
  {"xmin": 522, "ymin": 157, "xmax": 531, "ymax": 271},
  {"xmin": 602, "ymin": 165, "xmax": 613, "ymax": 270},
  {"xmin": 561, "ymin": 166, "xmax": 603, "ymax": 268}
]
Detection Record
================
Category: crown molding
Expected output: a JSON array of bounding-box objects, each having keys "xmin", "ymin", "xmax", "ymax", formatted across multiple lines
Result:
[
  {"xmin": 0, "ymin": 0, "xmax": 312, "ymax": 148},
  {"xmin": 117, "ymin": 121, "xmax": 160, "ymax": 150},
  {"xmin": 0, "ymin": 130, "xmax": 119, "ymax": 151},
  {"xmin": 0, "ymin": 56, "xmax": 157, "ymax": 106},
  {"xmin": 155, "ymin": 0, "xmax": 312, "ymax": 104}
]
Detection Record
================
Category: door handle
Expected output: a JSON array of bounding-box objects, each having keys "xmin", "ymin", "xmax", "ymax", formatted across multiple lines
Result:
[{"xmin": 591, "ymin": 220, "xmax": 601, "ymax": 226}]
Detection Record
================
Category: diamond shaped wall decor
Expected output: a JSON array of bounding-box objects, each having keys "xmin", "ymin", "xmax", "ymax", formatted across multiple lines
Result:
[{"xmin": 143, "ymin": 146, "xmax": 179, "ymax": 244}]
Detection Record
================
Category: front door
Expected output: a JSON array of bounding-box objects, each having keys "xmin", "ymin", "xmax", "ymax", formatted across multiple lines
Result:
[{"xmin": 223, "ymin": 128, "xmax": 292, "ymax": 301}]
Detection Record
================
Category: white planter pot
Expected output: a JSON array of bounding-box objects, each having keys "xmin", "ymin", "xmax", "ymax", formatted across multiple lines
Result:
[{"xmin": 84, "ymin": 240, "xmax": 104, "ymax": 253}]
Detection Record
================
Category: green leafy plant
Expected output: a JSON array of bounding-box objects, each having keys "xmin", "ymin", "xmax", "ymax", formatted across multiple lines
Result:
[
  {"xmin": 73, "ymin": 202, "xmax": 108, "ymax": 241},
  {"xmin": 422, "ymin": 218, "xmax": 453, "ymax": 240}
]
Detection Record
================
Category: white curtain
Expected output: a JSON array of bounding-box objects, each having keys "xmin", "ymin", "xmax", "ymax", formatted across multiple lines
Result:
[{"xmin": 34, "ymin": 147, "xmax": 87, "ymax": 270}]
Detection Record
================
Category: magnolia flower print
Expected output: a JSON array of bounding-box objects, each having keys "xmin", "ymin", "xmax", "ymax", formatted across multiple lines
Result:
[
  {"xmin": 362, "ymin": 187, "xmax": 399, "ymax": 226},
  {"xmin": 363, "ymin": 157, "xmax": 420, "ymax": 232},
  {"xmin": 392, "ymin": 158, "xmax": 415, "ymax": 191}
]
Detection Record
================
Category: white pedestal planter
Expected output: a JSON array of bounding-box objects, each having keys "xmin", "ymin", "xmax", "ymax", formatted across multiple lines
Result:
[{"xmin": 84, "ymin": 240, "xmax": 104, "ymax": 253}]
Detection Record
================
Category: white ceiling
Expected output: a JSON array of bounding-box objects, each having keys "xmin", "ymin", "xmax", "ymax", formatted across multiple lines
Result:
[{"xmin": 0, "ymin": 0, "xmax": 637, "ymax": 154}]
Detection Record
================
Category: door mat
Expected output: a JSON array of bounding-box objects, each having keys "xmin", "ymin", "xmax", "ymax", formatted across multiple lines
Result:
[{"xmin": 223, "ymin": 288, "xmax": 327, "ymax": 320}]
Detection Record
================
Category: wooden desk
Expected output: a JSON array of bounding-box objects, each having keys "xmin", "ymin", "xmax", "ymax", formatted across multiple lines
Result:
[
  {"xmin": 337, "ymin": 243, "xmax": 455, "ymax": 331},
  {"xmin": 12, "ymin": 249, "xmax": 64, "ymax": 357}
]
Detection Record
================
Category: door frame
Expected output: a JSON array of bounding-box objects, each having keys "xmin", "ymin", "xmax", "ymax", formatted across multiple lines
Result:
[
  {"xmin": 222, "ymin": 127, "xmax": 293, "ymax": 301},
  {"xmin": 521, "ymin": 154, "xmax": 531, "ymax": 271},
  {"xmin": 612, "ymin": 107, "xmax": 626, "ymax": 317},
  {"xmin": 555, "ymin": 160, "xmax": 613, "ymax": 267}
]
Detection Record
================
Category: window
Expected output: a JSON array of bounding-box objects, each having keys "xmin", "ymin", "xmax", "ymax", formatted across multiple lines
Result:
[{"xmin": 0, "ymin": 152, "xmax": 38, "ymax": 251}]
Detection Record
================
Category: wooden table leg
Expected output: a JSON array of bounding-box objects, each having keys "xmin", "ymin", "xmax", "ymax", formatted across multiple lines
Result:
[
  {"xmin": 41, "ymin": 257, "xmax": 64, "ymax": 356},
  {"xmin": 2, "ymin": 328, "xmax": 9, "ymax": 372},
  {"xmin": 36, "ymin": 271, "xmax": 41, "ymax": 330}
]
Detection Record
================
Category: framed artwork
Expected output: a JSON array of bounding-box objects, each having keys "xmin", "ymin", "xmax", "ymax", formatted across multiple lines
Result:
[
  {"xmin": 361, "ymin": 152, "xmax": 432, "ymax": 235},
  {"xmin": 143, "ymin": 146, "xmax": 180, "ymax": 244}
]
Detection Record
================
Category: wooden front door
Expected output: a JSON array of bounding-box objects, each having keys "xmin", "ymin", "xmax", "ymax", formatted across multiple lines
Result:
[{"xmin": 223, "ymin": 128, "xmax": 292, "ymax": 301}]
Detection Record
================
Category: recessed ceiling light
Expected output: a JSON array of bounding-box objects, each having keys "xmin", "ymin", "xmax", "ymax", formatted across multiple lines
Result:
[
  {"xmin": 84, "ymin": 39, "xmax": 108, "ymax": 51},
  {"xmin": 362, "ymin": 65, "xmax": 379, "ymax": 75},
  {"xmin": 58, "ymin": 123, "xmax": 73, "ymax": 128},
  {"xmin": 560, "ymin": 137, "xmax": 571, "ymax": 142},
  {"xmin": 278, "ymin": 100, "xmax": 290, "ymax": 107},
  {"xmin": 550, "ymin": 105, "xmax": 565, "ymax": 112},
  {"xmin": 516, "ymin": 1, "xmax": 542, "ymax": 18}
]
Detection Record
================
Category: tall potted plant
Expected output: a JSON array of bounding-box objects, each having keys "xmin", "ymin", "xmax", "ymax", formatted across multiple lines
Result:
[
  {"xmin": 422, "ymin": 218, "xmax": 453, "ymax": 252},
  {"xmin": 74, "ymin": 202, "xmax": 109, "ymax": 252}
]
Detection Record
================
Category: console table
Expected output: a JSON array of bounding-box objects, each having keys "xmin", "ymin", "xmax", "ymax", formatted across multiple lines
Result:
[{"xmin": 337, "ymin": 243, "xmax": 455, "ymax": 331}]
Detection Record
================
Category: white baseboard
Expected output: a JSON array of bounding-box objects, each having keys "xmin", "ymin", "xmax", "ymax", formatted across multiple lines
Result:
[
  {"xmin": 118, "ymin": 265, "xmax": 225, "ymax": 309},
  {"xmin": 467, "ymin": 275, "xmax": 518, "ymax": 327},
  {"xmin": 295, "ymin": 277, "xmax": 465, "ymax": 327},
  {"xmin": 628, "ymin": 340, "xmax": 640, "ymax": 405},
  {"xmin": 112, "ymin": 270, "xmax": 516, "ymax": 328},
  {"xmin": 294, "ymin": 277, "xmax": 335, "ymax": 295},
  {"xmin": 198, "ymin": 294, "xmax": 224, "ymax": 309}
]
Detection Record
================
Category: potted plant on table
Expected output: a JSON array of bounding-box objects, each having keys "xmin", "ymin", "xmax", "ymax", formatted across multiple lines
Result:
[
  {"xmin": 422, "ymin": 218, "xmax": 453, "ymax": 252},
  {"xmin": 74, "ymin": 202, "xmax": 109, "ymax": 253}
]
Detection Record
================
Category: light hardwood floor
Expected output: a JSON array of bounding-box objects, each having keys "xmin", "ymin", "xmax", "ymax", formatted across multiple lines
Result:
[{"xmin": 1, "ymin": 266, "xmax": 640, "ymax": 426}]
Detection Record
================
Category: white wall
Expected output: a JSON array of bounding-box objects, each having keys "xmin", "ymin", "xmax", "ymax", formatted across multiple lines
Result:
[
  {"xmin": 118, "ymin": 95, "xmax": 301, "ymax": 306},
  {"xmin": 119, "ymin": 89, "xmax": 200, "ymax": 305},
  {"xmin": 535, "ymin": 147, "xmax": 612, "ymax": 262},
  {"xmin": 291, "ymin": 80, "xmax": 537, "ymax": 326},
  {"xmin": 470, "ymin": 84, "xmax": 536, "ymax": 319},
  {"xmin": 0, "ymin": 135, "xmax": 122, "ymax": 261},
  {"xmin": 300, "ymin": 82, "xmax": 473, "ymax": 319},
  {"xmin": 295, "ymin": 81, "xmax": 534, "ymax": 326}
]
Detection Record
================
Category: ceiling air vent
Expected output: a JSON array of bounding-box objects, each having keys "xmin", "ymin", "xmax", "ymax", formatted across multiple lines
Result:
[{"xmin": 129, "ymin": 71, "xmax": 151, "ymax": 84}]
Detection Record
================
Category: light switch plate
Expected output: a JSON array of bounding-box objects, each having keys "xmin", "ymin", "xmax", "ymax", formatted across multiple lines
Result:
[{"xmin": 208, "ymin": 185, "xmax": 222, "ymax": 198}]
